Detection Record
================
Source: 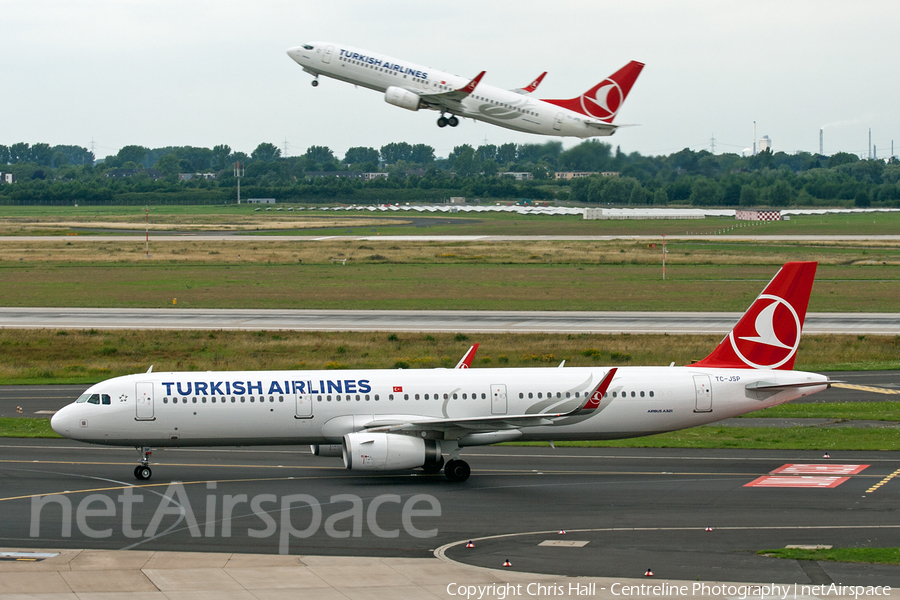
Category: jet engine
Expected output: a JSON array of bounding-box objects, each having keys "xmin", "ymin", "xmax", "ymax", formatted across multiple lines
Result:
[
  {"xmin": 310, "ymin": 444, "xmax": 343, "ymax": 457},
  {"xmin": 342, "ymin": 432, "xmax": 442, "ymax": 471},
  {"xmin": 384, "ymin": 86, "xmax": 422, "ymax": 111}
]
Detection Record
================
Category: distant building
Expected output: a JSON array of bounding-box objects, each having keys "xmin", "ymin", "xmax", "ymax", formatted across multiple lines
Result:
[
  {"xmin": 555, "ymin": 171, "xmax": 619, "ymax": 180},
  {"xmin": 179, "ymin": 173, "xmax": 217, "ymax": 181},
  {"xmin": 449, "ymin": 197, "xmax": 466, "ymax": 204},
  {"xmin": 361, "ymin": 172, "xmax": 388, "ymax": 181},
  {"xmin": 500, "ymin": 172, "xmax": 534, "ymax": 181},
  {"xmin": 758, "ymin": 135, "xmax": 772, "ymax": 153},
  {"xmin": 105, "ymin": 168, "xmax": 162, "ymax": 180},
  {"xmin": 306, "ymin": 171, "xmax": 365, "ymax": 179},
  {"xmin": 246, "ymin": 198, "xmax": 276, "ymax": 204},
  {"xmin": 0, "ymin": 172, "xmax": 15, "ymax": 184},
  {"xmin": 735, "ymin": 209, "xmax": 781, "ymax": 221},
  {"xmin": 585, "ymin": 208, "xmax": 706, "ymax": 220}
]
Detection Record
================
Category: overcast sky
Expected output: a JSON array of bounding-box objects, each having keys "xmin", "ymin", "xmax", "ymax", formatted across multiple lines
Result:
[{"xmin": 2, "ymin": 0, "xmax": 897, "ymax": 161}]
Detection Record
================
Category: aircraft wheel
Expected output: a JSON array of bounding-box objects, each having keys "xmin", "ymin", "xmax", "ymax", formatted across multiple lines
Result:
[
  {"xmin": 448, "ymin": 116, "xmax": 459, "ymax": 127},
  {"xmin": 135, "ymin": 466, "xmax": 151, "ymax": 481},
  {"xmin": 444, "ymin": 459, "xmax": 470, "ymax": 482},
  {"xmin": 437, "ymin": 116, "xmax": 448, "ymax": 128},
  {"xmin": 311, "ymin": 79, "xmax": 319, "ymax": 87},
  {"xmin": 422, "ymin": 455, "xmax": 445, "ymax": 474}
]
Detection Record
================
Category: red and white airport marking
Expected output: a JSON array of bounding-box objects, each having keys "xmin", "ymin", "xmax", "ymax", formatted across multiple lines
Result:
[
  {"xmin": 744, "ymin": 464, "xmax": 868, "ymax": 488},
  {"xmin": 745, "ymin": 476, "xmax": 850, "ymax": 488},
  {"xmin": 770, "ymin": 464, "xmax": 869, "ymax": 475}
]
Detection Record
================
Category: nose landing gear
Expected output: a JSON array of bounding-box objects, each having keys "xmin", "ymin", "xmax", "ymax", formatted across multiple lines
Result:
[
  {"xmin": 311, "ymin": 76, "xmax": 319, "ymax": 87},
  {"xmin": 134, "ymin": 447, "xmax": 152, "ymax": 480}
]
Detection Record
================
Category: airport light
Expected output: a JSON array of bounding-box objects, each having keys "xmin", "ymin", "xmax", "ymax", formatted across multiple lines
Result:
[{"xmin": 234, "ymin": 162, "xmax": 244, "ymax": 204}]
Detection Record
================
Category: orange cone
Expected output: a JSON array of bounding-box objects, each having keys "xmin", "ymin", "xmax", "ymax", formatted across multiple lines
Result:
[
  {"xmin": 503, "ymin": 559, "xmax": 512, "ymax": 567},
  {"xmin": 465, "ymin": 541, "xmax": 474, "ymax": 548},
  {"xmin": 645, "ymin": 568, "xmax": 653, "ymax": 577}
]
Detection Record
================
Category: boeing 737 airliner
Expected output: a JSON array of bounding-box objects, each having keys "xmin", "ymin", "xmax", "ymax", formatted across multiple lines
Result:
[
  {"xmin": 51, "ymin": 263, "xmax": 831, "ymax": 482},
  {"xmin": 286, "ymin": 42, "xmax": 644, "ymax": 138}
]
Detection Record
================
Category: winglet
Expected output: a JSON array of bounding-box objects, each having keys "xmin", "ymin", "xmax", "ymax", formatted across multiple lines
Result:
[
  {"xmin": 522, "ymin": 71, "xmax": 547, "ymax": 93},
  {"xmin": 455, "ymin": 344, "xmax": 480, "ymax": 369},
  {"xmin": 570, "ymin": 368, "xmax": 617, "ymax": 414},
  {"xmin": 458, "ymin": 71, "xmax": 486, "ymax": 95}
]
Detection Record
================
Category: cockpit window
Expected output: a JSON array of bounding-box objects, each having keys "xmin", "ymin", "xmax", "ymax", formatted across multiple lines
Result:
[
  {"xmin": 76, "ymin": 393, "xmax": 103, "ymax": 404},
  {"xmin": 102, "ymin": 394, "xmax": 111, "ymax": 405},
  {"xmin": 303, "ymin": 44, "xmax": 314, "ymax": 50}
]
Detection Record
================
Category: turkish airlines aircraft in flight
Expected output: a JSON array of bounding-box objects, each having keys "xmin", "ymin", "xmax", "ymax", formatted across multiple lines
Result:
[
  {"xmin": 52, "ymin": 262, "xmax": 829, "ymax": 483},
  {"xmin": 286, "ymin": 42, "xmax": 644, "ymax": 138}
]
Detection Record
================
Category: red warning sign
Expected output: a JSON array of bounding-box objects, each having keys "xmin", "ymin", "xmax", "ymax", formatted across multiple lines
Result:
[
  {"xmin": 771, "ymin": 464, "xmax": 868, "ymax": 475},
  {"xmin": 744, "ymin": 476, "xmax": 849, "ymax": 488}
]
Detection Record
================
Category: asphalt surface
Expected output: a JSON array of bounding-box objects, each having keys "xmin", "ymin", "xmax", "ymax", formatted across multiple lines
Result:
[
  {"xmin": 1, "ymin": 440, "xmax": 899, "ymax": 584},
  {"xmin": 1, "ymin": 307, "xmax": 898, "ymax": 335},
  {"xmin": 2, "ymin": 371, "xmax": 897, "ymax": 420}
]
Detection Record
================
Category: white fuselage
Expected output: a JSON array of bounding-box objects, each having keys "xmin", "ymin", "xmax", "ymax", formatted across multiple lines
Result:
[
  {"xmin": 286, "ymin": 42, "xmax": 611, "ymax": 138},
  {"xmin": 51, "ymin": 366, "xmax": 828, "ymax": 448}
]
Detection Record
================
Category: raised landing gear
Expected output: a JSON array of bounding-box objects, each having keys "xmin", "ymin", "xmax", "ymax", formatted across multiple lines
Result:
[
  {"xmin": 444, "ymin": 458, "xmax": 470, "ymax": 482},
  {"xmin": 437, "ymin": 115, "xmax": 459, "ymax": 128},
  {"xmin": 134, "ymin": 447, "xmax": 152, "ymax": 480}
]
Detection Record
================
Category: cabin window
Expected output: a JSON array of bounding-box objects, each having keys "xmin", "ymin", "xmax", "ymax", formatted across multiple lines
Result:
[
  {"xmin": 566, "ymin": 392, "xmax": 571, "ymax": 398},
  {"xmin": 443, "ymin": 393, "xmax": 449, "ymax": 400},
  {"xmin": 231, "ymin": 397, "xmax": 236, "ymax": 403},
  {"xmin": 317, "ymin": 395, "xmax": 322, "ymax": 402},
  {"xmin": 537, "ymin": 393, "xmax": 542, "ymax": 399},
  {"xmin": 240, "ymin": 397, "xmax": 246, "ymax": 403},
  {"xmin": 528, "ymin": 392, "xmax": 533, "ymax": 399},
  {"xmin": 649, "ymin": 391, "xmax": 655, "ymax": 397},
  {"xmin": 192, "ymin": 397, "xmax": 197, "ymax": 404},
  {"xmin": 631, "ymin": 391, "xmax": 636, "ymax": 398},
  {"xmin": 327, "ymin": 395, "xmax": 332, "ymax": 402},
  {"xmin": 519, "ymin": 393, "xmax": 524, "ymax": 399},
  {"xmin": 404, "ymin": 394, "xmax": 409, "ymax": 400},
  {"xmin": 279, "ymin": 396, "xmax": 284, "ymax": 402},
  {"xmin": 366, "ymin": 395, "xmax": 371, "ymax": 401},
  {"xmin": 389, "ymin": 394, "xmax": 394, "ymax": 400},
  {"xmin": 453, "ymin": 393, "xmax": 458, "ymax": 399},
  {"xmin": 201, "ymin": 397, "xmax": 207, "ymax": 403},
  {"xmin": 481, "ymin": 393, "xmax": 486, "ymax": 399},
  {"xmin": 640, "ymin": 391, "xmax": 645, "ymax": 398},
  {"xmin": 612, "ymin": 392, "xmax": 617, "ymax": 398},
  {"xmin": 374, "ymin": 394, "xmax": 379, "ymax": 401},
  {"xmin": 250, "ymin": 396, "xmax": 255, "ymax": 403},
  {"xmin": 211, "ymin": 398, "xmax": 216, "ymax": 403},
  {"xmin": 462, "ymin": 393, "xmax": 467, "ymax": 399},
  {"xmin": 163, "ymin": 398, "xmax": 168, "ymax": 404}
]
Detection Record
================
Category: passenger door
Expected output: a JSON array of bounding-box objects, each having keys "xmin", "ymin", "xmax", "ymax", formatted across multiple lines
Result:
[
  {"xmin": 135, "ymin": 382, "xmax": 155, "ymax": 420},
  {"xmin": 491, "ymin": 384, "xmax": 508, "ymax": 415},
  {"xmin": 693, "ymin": 375, "xmax": 712, "ymax": 412}
]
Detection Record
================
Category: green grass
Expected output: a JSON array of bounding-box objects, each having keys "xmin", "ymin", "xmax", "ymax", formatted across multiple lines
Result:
[
  {"xmin": 0, "ymin": 417, "xmax": 61, "ymax": 438},
  {"xmin": 3, "ymin": 205, "xmax": 900, "ymax": 236},
  {"xmin": 0, "ymin": 261, "xmax": 897, "ymax": 312},
  {"xmin": 758, "ymin": 547, "xmax": 900, "ymax": 565},
  {"xmin": 507, "ymin": 426, "xmax": 900, "ymax": 450},
  {"xmin": 742, "ymin": 401, "xmax": 900, "ymax": 420}
]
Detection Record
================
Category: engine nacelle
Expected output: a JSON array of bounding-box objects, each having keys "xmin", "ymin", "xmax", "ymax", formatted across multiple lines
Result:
[
  {"xmin": 384, "ymin": 86, "xmax": 422, "ymax": 112},
  {"xmin": 310, "ymin": 444, "xmax": 343, "ymax": 457},
  {"xmin": 342, "ymin": 432, "xmax": 441, "ymax": 471}
]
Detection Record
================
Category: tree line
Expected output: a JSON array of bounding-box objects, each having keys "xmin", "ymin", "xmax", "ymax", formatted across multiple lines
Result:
[{"xmin": 1, "ymin": 139, "xmax": 898, "ymax": 207}]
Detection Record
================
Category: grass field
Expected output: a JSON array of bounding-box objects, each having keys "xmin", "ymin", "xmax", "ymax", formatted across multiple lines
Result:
[
  {"xmin": 0, "ymin": 329, "xmax": 897, "ymax": 385},
  {"xmin": 2, "ymin": 205, "xmax": 900, "ymax": 236},
  {"xmin": 758, "ymin": 547, "xmax": 900, "ymax": 565}
]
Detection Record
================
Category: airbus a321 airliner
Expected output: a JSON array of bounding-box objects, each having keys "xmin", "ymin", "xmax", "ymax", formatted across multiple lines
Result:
[
  {"xmin": 286, "ymin": 42, "xmax": 644, "ymax": 138},
  {"xmin": 51, "ymin": 262, "xmax": 831, "ymax": 482}
]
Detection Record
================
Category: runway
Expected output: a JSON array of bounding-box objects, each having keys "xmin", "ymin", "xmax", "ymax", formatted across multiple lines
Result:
[
  {"xmin": 1, "ymin": 440, "xmax": 898, "ymax": 584},
  {"xmin": 1, "ymin": 307, "xmax": 898, "ymax": 335}
]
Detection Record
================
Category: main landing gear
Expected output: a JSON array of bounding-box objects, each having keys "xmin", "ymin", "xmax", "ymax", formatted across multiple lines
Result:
[
  {"xmin": 437, "ymin": 114, "xmax": 459, "ymax": 128},
  {"xmin": 444, "ymin": 459, "xmax": 470, "ymax": 482},
  {"xmin": 134, "ymin": 447, "xmax": 152, "ymax": 481}
]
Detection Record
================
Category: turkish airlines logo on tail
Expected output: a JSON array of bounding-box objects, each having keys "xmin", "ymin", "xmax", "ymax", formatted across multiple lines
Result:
[
  {"xmin": 729, "ymin": 294, "xmax": 801, "ymax": 369},
  {"xmin": 581, "ymin": 79, "xmax": 623, "ymax": 121}
]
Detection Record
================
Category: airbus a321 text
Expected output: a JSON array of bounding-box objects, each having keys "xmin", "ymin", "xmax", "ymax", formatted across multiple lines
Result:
[
  {"xmin": 52, "ymin": 262, "xmax": 830, "ymax": 483},
  {"xmin": 286, "ymin": 42, "xmax": 644, "ymax": 138}
]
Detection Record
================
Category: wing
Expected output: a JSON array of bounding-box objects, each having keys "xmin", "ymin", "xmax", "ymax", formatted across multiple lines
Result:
[
  {"xmin": 511, "ymin": 71, "xmax": 547, "ymax": 95},
  {"xmin": 419, "ymin": 71, "xmax": 486, "ymax": 112},
  {"xmin": 364, "ymin": 368, "xmax": 617, "ymax": 435}
]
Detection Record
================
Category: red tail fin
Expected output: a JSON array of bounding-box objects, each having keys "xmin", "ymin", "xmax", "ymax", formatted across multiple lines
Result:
[
  {"xmin": 543, "ymin": 60, "xmax": 644, "ymax": 122},
  {"xmin": 692, "ymin": 262, "xmax": 817, "ymax": 371}
]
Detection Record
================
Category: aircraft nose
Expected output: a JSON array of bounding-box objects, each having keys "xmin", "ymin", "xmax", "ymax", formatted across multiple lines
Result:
[
  {"xmin": 50, "ymin": 405, "xmax": 71, "ymax": 436},
  {"xmin": 286, "ymin": 47, "xmax": 302, "ymax": 62}
]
